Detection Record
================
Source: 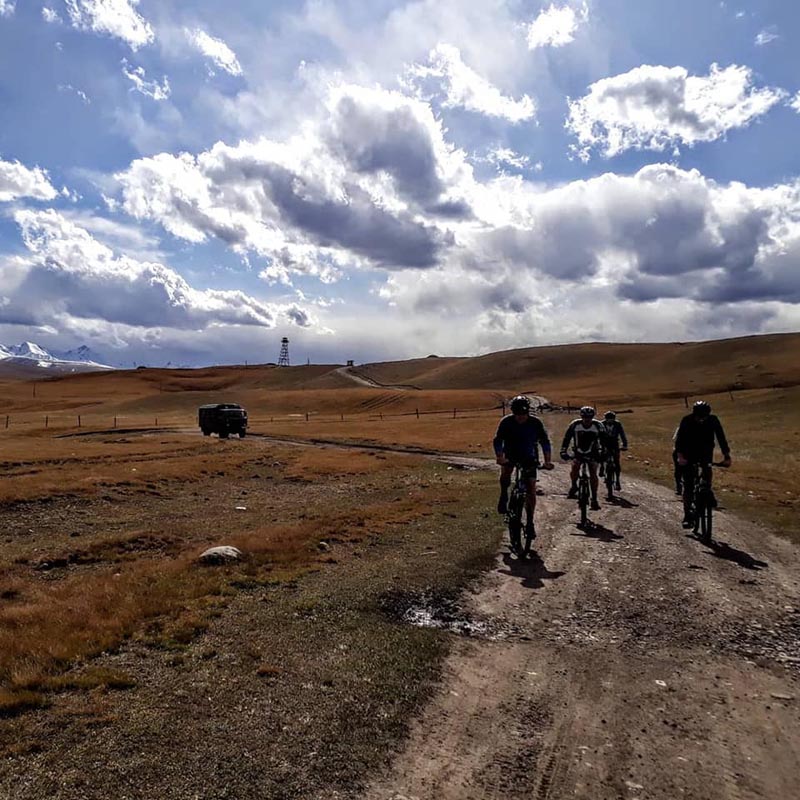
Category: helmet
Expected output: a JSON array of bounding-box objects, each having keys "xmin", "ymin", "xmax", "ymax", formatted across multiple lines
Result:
[
  {"xmin": 510, "ymin": 395, "xmax": 531, "ymax": 414},
  {"xmin": 580, "ymin": 405, "xmax": 595, "ymax": 418},
  {"xmin": 604, "ymin": 410, "xmax": 616, "ymax": 420},
  {"xmin": 692, "ymin": 400, "xmax": 711, "ymax": 417}
]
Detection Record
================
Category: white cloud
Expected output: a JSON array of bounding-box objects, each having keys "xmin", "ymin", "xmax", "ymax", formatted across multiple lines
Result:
[
  {"xmin": 0, "ymin": 1, "xmax": 15, "ymax": 18},
  {"xmin": 0, "ymin": 158, "xmax": 58, "ymax": 202},
  {"xmin": 567, "ymin": 63, "xmax": 785, "ymax": 159},
  {"xmin": 791, "ymin": 92, "xmax": 800, "ymax": 113},
  {"xmin": 42, "ymin": 7, "xmax": 60, "ymax": 23},
  {"xmin": 115, "ymin": 84, "xmax": 473, "ymax": 280},
  {"xmin": 755, "ymin": 28, "xmax": 779, "ymax": 46},
  {"xmin": 405, "ymin": 44, "xmax": 535, "ymax": 122},
  {"xmin": 526, "ymin": 2, "xmax": 588, "ymax": 49},
  {"xmin": 58, "ymin": 83, "xmax": 91, "ymax": 104},
  {"xmin": 65, "ymin": 0, "xmax": 154, "ymax": 50},
  {"xmin": 484, "ymin": 147, "xmax": 531, "ymax": 171},
  {"xmin": 185, "ymin": 27, "xmax": 243, "ymax": 76},
  {"xmin": 122, "ymin": 60, "xmax": 171, "ymax": 101},
  {"xmin": 1, "ymin": 209, "xmax": 314, "ymax": 337}
]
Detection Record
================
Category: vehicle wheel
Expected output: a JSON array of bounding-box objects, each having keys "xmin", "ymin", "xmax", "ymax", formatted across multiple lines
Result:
[
  {"xmin": 519, "ymin": 512, "xmax": 535, "ymax": 560},
  {"xmin": 239, "ymin": 430, "xmax": 246, "ymax": 439},
  {"xmin": 201, "ymin": 428, "xmax": 211, "ymax": 436},
  {"xmin": 219, "ymin": 431, "xmax": 229, "ymax": 439}
]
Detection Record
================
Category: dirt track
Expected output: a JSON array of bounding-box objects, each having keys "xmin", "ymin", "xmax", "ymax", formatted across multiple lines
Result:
[{"xmin": 364, "ymin": 467, "xmax": 800, "ymax": 800}]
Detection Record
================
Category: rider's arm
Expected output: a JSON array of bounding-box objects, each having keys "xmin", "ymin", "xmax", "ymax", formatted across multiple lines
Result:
[
  {"xmin": 537, "ymin": 419, "xmax": 553, "ymax": 464},
  {"xmin": 493, "ymin": 416, "xmax": 511, "ymax": 458},
  {"xmin": 714, "ymin": 417, "xmax": 731, "ymax": 459},
  {"xmin": 560, "ymin": 421, "xmax": 575, "ymax": 453},
  {"xmin": 619, "ymin": 423, "xmax": 628, "ymax": 449},
  {"xmin": 674, "ymin": 417, "xmax": 690, "ymax": 461}
]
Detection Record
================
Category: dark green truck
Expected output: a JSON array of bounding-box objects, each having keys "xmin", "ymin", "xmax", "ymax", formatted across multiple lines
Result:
[{"xmin": 198, "ymin": 403, "xmax": 248, "ymax": 439}]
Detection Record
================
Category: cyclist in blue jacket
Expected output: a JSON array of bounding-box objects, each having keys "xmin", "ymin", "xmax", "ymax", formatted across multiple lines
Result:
[{"xmin": 493, "ymin": 396, "xmax": 554, "ymax": 538}]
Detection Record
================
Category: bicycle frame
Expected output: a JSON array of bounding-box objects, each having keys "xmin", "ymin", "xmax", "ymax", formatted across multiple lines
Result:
[
  {"xmin": 576, "ymin": 455, "xmax": 592, "ymax": 526},
  {"xmin": 506, "ymin": 462, "xmax": 537, "ymax": 559},
  {"xmin": 688, "ymin": 462, "xmax": 715, "ymax": 543}
]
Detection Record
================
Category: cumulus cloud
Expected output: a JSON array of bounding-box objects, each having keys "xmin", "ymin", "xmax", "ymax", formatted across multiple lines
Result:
[
  {"xmin": 484, "ymin": 147, "xmax": 532, "ymax": 171},
  {"xmin": 65, "ymin": 0, "xmax": 154, "ymax": 50},
  {"xmin": 0, "ymin": 158, "xmax": 58, "ymax": 202},
  {"xmin": 567, "ymin": 63, "xmax": 785, "ymax": 160},
  {"xmin": 115, "ymin": 84, "xmax": 472, "ymax": 277},
  {"xmin": 405, "ymin": 44, "xmax": 536, "ymax": 122},
  {"xmin": 0, "ymin": 209, "xmax": 314, "ymax": 338},
  {"xmin": 526, "ymin": 2, "xmax": 587, "ymax": 49},
  {"xmin": 122, "ymin": 60, "xmax": 170, "ymax": 100},
  {"xmin": 0, "ymin": 1, "xmax": 15, "ymax": 18},
  {"xmin": 185, "ymin": 28, "xmax": 243, "ymax": 76},
  {"xmin": 791, "ymin": 92, "xmax": 800, "ymax": 113}
]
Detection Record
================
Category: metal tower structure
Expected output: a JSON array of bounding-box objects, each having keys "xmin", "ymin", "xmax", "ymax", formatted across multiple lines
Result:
[{"xmin": 278, "ymin": 337, "xmax": 290, "ymax": 367}]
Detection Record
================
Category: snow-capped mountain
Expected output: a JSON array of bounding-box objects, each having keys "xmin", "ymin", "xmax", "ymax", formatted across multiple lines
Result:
[{"xmin": 0, "ymin": 341, "xmax": 113, "ymax": 372}]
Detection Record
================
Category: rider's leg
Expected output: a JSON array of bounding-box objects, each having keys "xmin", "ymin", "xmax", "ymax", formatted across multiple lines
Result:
[
  {"xmin": 589, "ymin": 462, "xmax": 601, "ymax": 509},
  {"xmin": 568, "ymin": 460, "xmax": 579, "ymax": 498},
  {"xmin": 525, "ymin": 478, "xmax": 537, "ymax": 529},
  {"xmin": 498, "ymin": 464, "xmax": 512, "ymax": 514},
  {"xmin": 614, "ymin": 450, "xmax": 622, "ymax": 489},
  {"xmin": 682, "ymin": 464, "xmax": 694, "ymax": 525},
  {"xmin": 673, "ymin": 450, "xmax": 682, "ymax": 494}
]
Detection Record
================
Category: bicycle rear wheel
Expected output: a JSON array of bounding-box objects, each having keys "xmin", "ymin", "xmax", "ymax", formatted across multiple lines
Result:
[{"xmin": 518, "ymin": 510, "xmax": 535, "ymax": 560}]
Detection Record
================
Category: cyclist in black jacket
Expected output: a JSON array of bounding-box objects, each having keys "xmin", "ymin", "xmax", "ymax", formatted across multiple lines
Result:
[
  {"xmin": 600, "ymin": 411, "xmax": 628, "ymax": 490},
  {"xmin": 675, "ymin": 400, "xmax": 732, "ymax": 528},
  {"xmin": 493, "ymin": 396, "xmax": 554, "ymax": 537}
]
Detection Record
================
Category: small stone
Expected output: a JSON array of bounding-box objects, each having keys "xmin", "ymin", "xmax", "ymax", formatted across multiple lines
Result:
[
  {"xmin": 317, "ymin": 541, "xmax": 331, "ymax": 552},
  {"xmin": 770, "ymin": 692, "xmax": 795, "ymax": 701}
]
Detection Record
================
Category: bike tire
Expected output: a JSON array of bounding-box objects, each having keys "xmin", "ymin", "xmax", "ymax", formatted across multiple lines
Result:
[
  {"xmin": 699, "ymin": 498, "xmax": 713, "ymax": 544},
  {"xmin": 605, "ymin": 464, "xmax": 615, "ymax": 500},
  {"xmin": 579, "ymin": 481, "xmax": 589, "ymax": 527},
  {"xmin": 507, "ymin": 491, "xmax": 523, "ymax": 555},
  {"xmin": 518, "ymin": 513, "xmax": 535, "ymax": 560}
]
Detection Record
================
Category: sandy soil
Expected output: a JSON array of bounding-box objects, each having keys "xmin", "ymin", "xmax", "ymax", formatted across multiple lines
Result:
[{"xmin": 364, "ymin": 467, "xmax": 800, "ymax": 800}]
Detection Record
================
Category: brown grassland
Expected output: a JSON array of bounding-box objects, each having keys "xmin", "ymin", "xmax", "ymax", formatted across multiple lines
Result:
[{"xmin": 0, "ymin": 333, "xmax": 798, "ymax": 796}]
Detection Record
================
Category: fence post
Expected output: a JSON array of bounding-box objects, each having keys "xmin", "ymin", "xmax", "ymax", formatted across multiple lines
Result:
[
  {"xmin": 45, "ymin": 416, "xmax": 48, "ymax": 429},
  {"xmin": 502, "ymin": 401, "xmax": 506, "ymax": 416},
  {"xmin": 340, "ymin": 413, "xmax": 344, "ymax": 422},
  {"xmin": 305, "ymin": 412, "xmax": 309, "ymax": 422},
  {"xmin": 684, "ymin": 396, "xmax": 688, "ymax": 408},
  {"xmin": 380, "ymin": 412, "xmax": 383, "ymax": 421},
  {"xmin": 114, "ymin": 416, "xmax": 117, "ymax": 428},
  {"xmin": 416, "ymin": 407, "xmax": 419, "ymax": 419},
  {"xmin": 155, "ymin": 418, "xmax": 158, "ymax": 427},
  {"xmin": 77, "ymin": 415, "xmax": 81, "ymax": 428},
  {"xmin": 729, "ymin": 389, "xmax": 735, "ymax": 402},
  {"xmin": 453, "ymin": 408, "xmax": 456, "ymax": 419},
  {"xmin": 4, "ymin": 415, "xmax": 8, "ymax": 429}
]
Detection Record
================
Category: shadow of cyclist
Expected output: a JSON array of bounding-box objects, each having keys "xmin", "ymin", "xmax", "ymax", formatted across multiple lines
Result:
[
  {"xmin": 706, "ymin": 538, "xmax": 768, "ymax": 571},
  {"xmin": 605, "ymin": 495, "xmax": 639, "ymax": 509},
  {"xmin": 573, "ymin": 521, "xmax": 624, "ymax": 542},
  {"xmin": 499, "ymin": 551, "xmax": 565, "ymax": 590}
]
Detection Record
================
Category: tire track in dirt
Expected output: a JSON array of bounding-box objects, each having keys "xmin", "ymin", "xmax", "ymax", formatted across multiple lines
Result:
[{"xmin": 362, "ymin": 468, "xmax": 800, "ymax": 800}]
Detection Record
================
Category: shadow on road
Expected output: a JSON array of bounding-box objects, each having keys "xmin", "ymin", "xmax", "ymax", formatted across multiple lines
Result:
[
  {"xmin": 573, "ymin": 521, "xmax": 624, "ymax": 542},
  {"xmin": 605, "ymin": 495, "xmax": 639, "ymax": 509},
  {"xmin": 708, "ymin": 539, "xmax": 768, "ymax": 571},
  {"xmin": 499, "ymin": 551, "xmax": 565, "ymax": 590}
]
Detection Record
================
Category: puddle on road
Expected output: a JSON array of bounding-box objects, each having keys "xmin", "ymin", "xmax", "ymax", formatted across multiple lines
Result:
[{"xmin": 380, "ymin": 589, "xmax": 516, "ymax": 640}]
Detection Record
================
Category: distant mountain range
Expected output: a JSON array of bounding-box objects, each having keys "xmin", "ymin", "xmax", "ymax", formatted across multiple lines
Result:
[{"xmin": 0, "ymin": 341, "xmax": 113, "ymax": 373}]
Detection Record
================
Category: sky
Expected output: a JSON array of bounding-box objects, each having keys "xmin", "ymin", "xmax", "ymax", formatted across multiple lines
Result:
[{"xmin": 1, "ymin": 0, "xmax": 799, "ymax": 367}]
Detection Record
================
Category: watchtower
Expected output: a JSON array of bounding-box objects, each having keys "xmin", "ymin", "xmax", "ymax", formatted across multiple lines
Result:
[{"xmin": 278, "ymin": 337, "xmax": 290, "ymax": 367}]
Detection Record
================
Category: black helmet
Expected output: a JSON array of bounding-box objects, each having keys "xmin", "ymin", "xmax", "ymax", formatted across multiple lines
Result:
[
  {"xmin": 604, "ymin": 410, "xmax": 616, "ymax": 420},
  {"xmin": 510, "ymin": 395, "xmax": 531, "ymax": 414},
  {"xmin": 580, "ymin": 405, "xmax": 595, "ymax": 418},
  {"xmin": 692, "ymin": 400, "xmax": 711, "ymax": 417}
]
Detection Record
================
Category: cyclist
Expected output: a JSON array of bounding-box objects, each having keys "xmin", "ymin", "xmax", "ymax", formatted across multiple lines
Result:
[
  {"xmin": 560, "ymin": 406, "xmax": 605, "ymax": 510},
  {"xmin": 671, "ymin": 426, "xmax": 682, "ymax": 495},
  {"xmin": 675, "ymin": 401, "xmax": 732, "ymax": 528},
  {"xmin": 600, "ymin": 411, "xmax": 628, "ymax": 490},
  {"xmin": 493, "ymin": 396, "xmax": 554, "ymax": 537}
]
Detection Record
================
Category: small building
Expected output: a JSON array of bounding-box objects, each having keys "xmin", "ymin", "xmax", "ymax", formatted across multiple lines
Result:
[{"xmin": 346, "ymin": 359, "xmax": 354, "ymax": 367}]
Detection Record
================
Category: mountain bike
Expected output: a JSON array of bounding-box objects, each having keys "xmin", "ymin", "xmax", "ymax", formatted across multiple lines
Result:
[
  {"xmin": 686, "ymin": 462, "xmax": 726, "ymax": 544},
  {"xmin": 506, "ymin": 462, "xmax": 537, "ymax": 559}
]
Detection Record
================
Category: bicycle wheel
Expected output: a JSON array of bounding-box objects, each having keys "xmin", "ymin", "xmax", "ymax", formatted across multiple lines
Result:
[
  {"xmin": 579, "ymin": 480, "xmax": 589, "ymax": 526},
  {"xmin": 507, "ymin": 490, "xmax": 523, "ymax": 554},
  {"xmin": 605, "ymin": 460, "xmax": 615, "ymax": 500},
  {"xmin": 699, "ymin": 494, "xmax": 713, "ymax": 544},
  {"xmin": 518, "ymin": 509, "xmax": 535, "ymax": 560}
]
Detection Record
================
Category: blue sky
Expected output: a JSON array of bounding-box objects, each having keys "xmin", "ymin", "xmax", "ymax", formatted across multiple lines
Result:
[{"xmin": 1, "ymin": 0, "xmax": 799, "ymax": 366}]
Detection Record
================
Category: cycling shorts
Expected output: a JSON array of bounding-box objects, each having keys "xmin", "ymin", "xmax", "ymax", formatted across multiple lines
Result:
[{"xmin": 508, "ymin": 457, "xmax": 538, "ymax": 481}]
